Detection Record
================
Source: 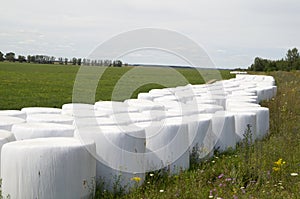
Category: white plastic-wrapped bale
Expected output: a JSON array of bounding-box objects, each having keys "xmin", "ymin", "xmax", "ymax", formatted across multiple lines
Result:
[
  {"xmin": 0, "ymin": 110, "xmax": 26, "ymax": 119},
  {"xmin": 148, "ymin": 92, "xmax": 168, "ymax": 99},
  {"xmin": 149, "ymin": 88, "xmax": 173, "ymax": 96},
  {"xmin": 153, "ymin": 95, "xmax": 179, "ymax": 103},
  {"xmin": 229, "ymin": 111, "xmax": 257, "ymax": 142},
  {"xmin": 74, "ymin": 117, "xmax": 130, "ymax": 129},
  {"xmin": 212, "ymin": 111, "xmax": 237, "ymax": 152},
  {"xmin": 62, "ymin": 109, "xmax": 110, "ymax": 118},
  {"xmin": 227, "ymin": 107, "xmax": 269, "ymax": 140},
  {"xmin": 61, "ymin": 103, "xmax": 95, "ymax": 111},
  {"xmin": 61, "ymin": 103, "xmax": 101, "ymax": 117},
  {"xmin": 226, "ymin": 95, "xmax": 258, "ymax": 103},
  {"xmin": 195, "ymin": 104, "xmax": 224, "ymax": 114},
  {"xmin": 75, "ymin": 126, "xmax": 146, "ymax": 192},
  {"xmin": 26, "ymin": 114, "xmax": 74, "ymax": 125},
  {"xmin": 0, "ymin": 130, "xmax": 16, "ymax": 175},
  {"xmin": 226, "ymin": 102, "xmax": 261, "ymax": 111},
  {"xmin": 125, "ymin": 99, "xmax": 165, "ymax": 111},
  {"xmin": 188, "ymin": 97, "xmax": 218, "ymax": 105},
  {"xmin": 167, "ymin": 104, "xmax": 206, "ymax": 116},
  {"xmin": 172, "ymin": 90, "xmax": 194, "ymax": 103},
  {"xmin": 145, "ymin": 117, "xmax": 190, "ymax": 174},
  {"xmin": 262, "ymin": 86, "xmax": 276, "ymax": 100},
  {"xmin": 272, "ymin": 86, "xmax": 277, "ymax": 98},
  {"xmin": 156, "ymin": 100, "xmax": 183, "ymax": 110},
  {"xmin": 110, "ymin": 112, "xmax": 156, "ymax": 124},
  {"xmin": 0, "ymin": 116, "xmax": 25, "ymax": 131},
  {"xmin": 187, "ymin": 114, "xmax": 215, "ymax": 160},
  {"xmin": 1, "ymin": 138, "xmax": 96, "ymax": 199},
  {"xmin": 201, "ymin": 95, "xmax": 227, "ymax": 108},
  {"xmin": 137, "ymin": 93, "xmax": 153, "ymax": 101},
  {"xmin": 225, "ymin": 98, "xmax": 258, "ymax": 109},
  {"xmin": 94, "ymin": 101, "xmax": 139, "ymax": 114},
  {"xmin": 141, "ymin": 110, "xmax": 167, "ymax": 121},
  {"xmin": 230, "ymin": 90, "xmax": 256, "ymax": 96},
  {"xmin": 11, "ymin": 123, "xmax": 75, "ymax": 140},
  {"xmin": 256, "ymin": 87, "xmax": 269, "ymax": 102},
  {"xmin": 21, "ymin": 107, "xmax": 62, "ymax": 115}
]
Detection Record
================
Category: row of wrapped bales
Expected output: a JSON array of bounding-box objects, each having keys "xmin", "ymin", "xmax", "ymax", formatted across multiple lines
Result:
[{"xmin": 0, "ymin": 74, "xmax": 276, "ymax": 198}]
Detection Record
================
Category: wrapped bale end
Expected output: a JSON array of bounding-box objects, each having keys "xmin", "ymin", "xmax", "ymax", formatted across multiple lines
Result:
[
  {"xmin": 0, "ymin": 116, "xmax": 25, "ymax": 131},
  {"xmin": 188, "ymin": 114, "xmax": 215, "ymax": 160},
  {"xmin": 21, "ymin": 107, "xmax": 62, "ymax": 115},
  {"xmin": 229, "ymin": 111, "xmax": 257, "ymax": 142},
  {"xmin": 145, "ymin": 118, "xmax": 190, "ymax": 174},
  {"xmin": 75, "ymin": 126, "xmax": 146, "ymax": 193},
  {"xmin": 0, "ymin": 110, "xmax": 26, "ymax": 119},
  {"xmin": 0, "ymin": 130, "xmax": 16, "ymax": 175},
  {"xmin": 26, "ymin": 114, "xmax": 74, "ymax": 125},
  {"xmin": 212, "ymin": 111, "xmax": 237, "ymax": 152},
  {"xmin": 12, "ymin": 122, "xmax": 75, "ymax": 140},
  {"xmin": 1, "ymin": 138, "xmax": 96, "ymax": 199}
]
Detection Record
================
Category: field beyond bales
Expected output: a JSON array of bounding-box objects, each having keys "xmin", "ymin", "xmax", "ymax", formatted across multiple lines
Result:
[
  {"xmin": 0, "ymin": 62, "xmax": 233, "ymax": 110},
  {"xmin": 97, "ymin": 71, "xmax": 300, "ymax": 199}
]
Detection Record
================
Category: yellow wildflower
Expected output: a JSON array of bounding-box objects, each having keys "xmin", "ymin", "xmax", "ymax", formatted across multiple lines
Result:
[
  {"xmin": 273, "ymin": 167, "xmax": 280, "ymax": 172},
  {"xmin": 131, "ymin": 177, "xmax": 141, "ymax": 183},
  {"xmin": 274, "ymin": 158, "xmax": 286, "ymax": 167}
]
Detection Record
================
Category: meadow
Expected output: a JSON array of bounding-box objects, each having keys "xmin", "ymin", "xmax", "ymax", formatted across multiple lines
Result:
[
  {"xmin": 0, "ymin": 62, "xmax": 233, "ymax": 109},
  {"xmin": 0, "ymin": 62, "xmax": 299, "ymax": 198}
]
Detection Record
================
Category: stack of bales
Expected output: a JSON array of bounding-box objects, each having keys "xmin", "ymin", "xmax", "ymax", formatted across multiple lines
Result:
[{"xmin": 0, "ymin": 74, "xmax": 276, "ymax": 197}]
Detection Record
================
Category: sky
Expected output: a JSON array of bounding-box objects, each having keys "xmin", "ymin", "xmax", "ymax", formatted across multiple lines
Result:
[{"xmin": 1, "ymin": 0, "xmax": 300, "ymax": 68}]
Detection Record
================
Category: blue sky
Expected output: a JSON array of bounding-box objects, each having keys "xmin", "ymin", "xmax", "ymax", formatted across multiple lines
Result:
[{"xmin": 1, "ymin": 0, "xmax": 299, "ymax": 68}]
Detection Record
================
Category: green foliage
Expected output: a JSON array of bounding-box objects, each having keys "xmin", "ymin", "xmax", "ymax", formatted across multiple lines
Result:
[
  {"xmin": 112, "ymin": 60, "xmax": 123, "ymax": 67},
  {"xmin": 249, "ymin": 48, "xmax": 300, "ymax": 71},
  {"xmin": 18, "ymin": 55, "xmax": 26, "ymax": 63},
  {"xmin": 5, "ymin": 52, "xmax": 15, "ymax": 62},
  {"xmin": 0, "ymin": 51, "xmax": 4, "ymax": 61}
]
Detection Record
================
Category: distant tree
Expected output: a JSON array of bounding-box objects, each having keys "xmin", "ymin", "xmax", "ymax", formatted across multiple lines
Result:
[
  {"xmin": 5, "ymin": 52, "xmax": 15, "ymax": 62},
  {"xmin": 113, "ymin": 60, "xmax": 122, "ymax": 67},
  {"xmin": 50, "ymin": 56, "xmax": 55, "ymax": 64},
  {"xmin": 58, "ymin": 57, "xmax": 64, "ymax": 64},
  {"xmin": 86, "ymin": 59, "xmax": 91, "ymax": 66},
  {"xmin": 0, "ymin": 51, "xmax": 4, "ymax": 61},
  {"xmin": 27, "ymin": 55, "xmax": 31, "ymax": 63},
  {"xmin": 103, "ymin": 59, "xmax": 111, "ymax": 66},
  {"xmin": 77, "ymin": 58, "xmax": 82, "ymax": 66},
  {"xmin": 251, "ymin": 57, "xmax": 265, "ymax": 71},
  {"xmin": 64, "ymin": 58, "xmax": 68, "ymax": 65},
  {"xmin": 18, "ymin": 55, "xmax": 26, "ymax": 63},
  {"xmin": 72, "ymin": 57, "xmax": 77, "ymax": 65},
  {"xmin": 286, "ymin": 48, "xmax": 299, "ymax": 62},
  {"xmin": 30, "ymin": 56, "xmax": 36, "ymax": 63},
  {"xmin": 285, "ymin": 48, "xmax": 300, "ymax": 70}
]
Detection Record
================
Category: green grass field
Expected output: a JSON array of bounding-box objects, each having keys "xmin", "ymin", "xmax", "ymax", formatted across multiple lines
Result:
[
  {"xmin": 0, "ymin": 62, "xmax": 299, "ymax": 198},
  {"xmin": 0, "ymin": 62, "xmax": 233, "ymax": 110}
]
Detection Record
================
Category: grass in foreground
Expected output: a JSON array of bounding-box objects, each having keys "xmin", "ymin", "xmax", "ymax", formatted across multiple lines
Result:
[{"xmin": 96, "ymin": 71, "xmax": 300, "ymax": 199}]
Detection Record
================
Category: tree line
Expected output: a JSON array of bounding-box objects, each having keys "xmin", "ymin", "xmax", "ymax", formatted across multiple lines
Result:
[
  {"xmin": 0, "ymin": 51, "xmax": 124, "ymax": 67},
  {"xmin": 248, "ymin": 48, "xmax": 300, "ymax": 71}
]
